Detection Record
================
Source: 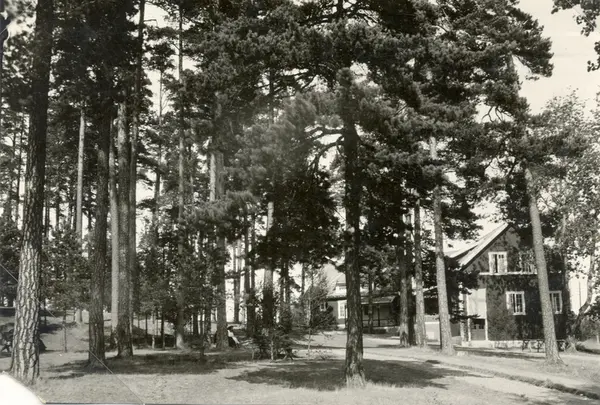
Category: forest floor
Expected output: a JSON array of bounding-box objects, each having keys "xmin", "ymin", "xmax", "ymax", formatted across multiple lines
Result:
[{"xmin": 0, "ymin": 325, "xmax": 597, "ymax": 404}]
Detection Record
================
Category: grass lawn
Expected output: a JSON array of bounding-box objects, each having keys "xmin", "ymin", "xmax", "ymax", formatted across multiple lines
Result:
[{"xmin": 0, "ymin": 348, "xmax": 506, "ymax": 405}]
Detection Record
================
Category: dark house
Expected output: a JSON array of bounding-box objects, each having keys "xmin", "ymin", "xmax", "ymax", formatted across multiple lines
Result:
[{"xmin": 448, "ymin": 223, "xmax": 567, "ymax": 347}]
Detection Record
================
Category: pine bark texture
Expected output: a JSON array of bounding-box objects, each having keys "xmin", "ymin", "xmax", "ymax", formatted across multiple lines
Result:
[
  {"xmin": 525, "ymin": 166, "xmax": 563, "ymax": 365},
  {"xmin": 430, "ymin": 137, "xmax": 455, "ymax": 356},
  {"xmin": 233, "ymin": 241, "xmax": 240, "ymax": 324},
  {"xmin": 244, "ymin": 222, "xmax": 254, "ymax": 337},
  {"xmin": 10, "ymin": 0, "xmax": 53, "ymax": 384},
  {"xmin": 210, "ymin": 151, "xmax": 227, "ymax": 350},
  {"xmin": 262, "ymin": 201, "xmax": 275, "ymax": 334},
  {"xmin": 129, "ymin": 0, "xmax": 145, "ymax": 331},
  {"xmin": 175, "ymin": 5, "xmax": 187, "ymax": 350},
  {"xmin": 397, "ymin": 239, "xmax": 409, "ymax": 347},
  {"xmin": 109, "ymin": 120, "xmax": 119, "ymax": 332},
  {"xmin": 75, "ymin": 108, "xmax": 85, "ymax": 239},
  {"xmin": 343, "ymin": 121, "xmax": 365, "ymax": 387},
  {"xmin": 88, "ymin": 101, "xmax": 110, "ymax": 369},
  {"xmin": 116, "ymin": 101, "xmax": 133, "ymax": 358}
]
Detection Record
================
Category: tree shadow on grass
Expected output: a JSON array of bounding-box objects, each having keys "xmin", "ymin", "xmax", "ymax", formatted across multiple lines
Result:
[
  {"xmin": 45, "ymin": 351, "xmax": 249, "ymax": 379},
  {"xmin": 454, "ymin": 347, "xmax": 538, "ymax": 361},
  {"xmin": 227, "ymin": 358, "xmax": 485, "ymax": 391}
]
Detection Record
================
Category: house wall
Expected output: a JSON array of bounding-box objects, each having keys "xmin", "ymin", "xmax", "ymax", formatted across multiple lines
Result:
[
  {"xmin": 362, "ymin": 304, "xmax": 394, "ymax": 327},
  {"xmin": 465, "ymin": 227, "xmax": 567, "ymax": 341},
  {"xmin": 484, "ymin": 275, "xmax": 566, "ymax": 340}
]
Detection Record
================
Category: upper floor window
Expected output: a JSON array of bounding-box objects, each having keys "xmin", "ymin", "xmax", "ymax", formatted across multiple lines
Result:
[
  {"xmin": 319, "ymin": 302, "xmax": 328, "ymax": 312},
  {"xmin": 506, "ymin": 291, "xmax": 526, "ymax": 315},
  {"xmin": 550, "ymin": 291, "xmax": 563, "ymax": 314},
  {"xmin": 488, "ymin": 251, "xmax": 507, "ymax": 274}
]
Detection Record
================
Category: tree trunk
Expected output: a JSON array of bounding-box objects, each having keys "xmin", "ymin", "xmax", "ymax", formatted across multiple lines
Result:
[
  {"xmin": 204, "ymin": 304, "xmax": 211, "ymax": 347},
  {"xmin": 367, "ymin": 273, "xmax": 373, "ymax": 334},
  {"xmin": 430, "ymin": 136, "xmax": 455, "ymax": 356},
  {"xmin": 62, "ymin": 315, "xmax": 68, "ymax": 353},
  {"xmin": 413, "ymin": 202, "xmax": 426, "ymax": 348},
  {"xmin": 244, "ymin": 218, "xmax": 254, "ymax": 337},
  {"xmin": 160, "ymin": 309, "xmax": 165, "ymax": 349},
  {"xmin": 151, "ymin": 310, "xmax": 156, "ymax": 349},
  {"xmin": 398, "ymin": 236, "xmax": 409, "ymax": 347},
  {"xmin": 192, "ymin": 310, "xmax": 199, "ymax": 337},
  {"xmin": 129, "ymin": 0, "xmax": 145, "ymax": 334},
  {"xmin": 233, "ymin": 241, "xmax": 240, "ymax": 324},
  {"xmin": 263, "ymin": 201, "xmax": 275, "ymax": 334},
  {"xmin": 116, "ymin": 99, "xmax": 133, "ymax": 358},
  {"xmin": 87, "ymin": 96, "xmax": 110, "ymax": 369},
  {"xmin": 14, "ymin": 115, "xmax": 25, "ymax": 224},
  {"xmin": 405, "ymin": 218, "xmax": 416, "ymax": 346},
  {"xmin": 76, "ymin": 107, "xmax": 85, "ymax": 239},
  {"xmin": 10, "ymin": 0, "xmax": 53, "ymax": 384},
  {"xmin": 210, "ymin": 150, "xmax": 228, "ymax": 350},
  {"xmin": 342, "ymin": 119, "xmax": 365, "ymax": 387},
  {"xmin": 301, "ymin": 263, "xmax": 307, "ymax": 296},
  {"xmin": 175, "ymin": 4, "xmax": 187, "ymax": 351},
  {"xmin": 109, "ymin": 119, "xmax": 119, "ymax": 332},
  {"xmin": 524, "ymin": 165, "xmax": 563, "ymax": 365}
]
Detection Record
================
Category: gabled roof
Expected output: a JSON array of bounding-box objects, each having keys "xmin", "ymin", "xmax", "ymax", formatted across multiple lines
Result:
[{"xmin": 446, "ymin": 223, "xmax": 511, "ymax": 269}]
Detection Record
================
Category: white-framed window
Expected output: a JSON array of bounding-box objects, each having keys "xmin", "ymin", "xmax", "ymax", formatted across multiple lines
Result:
[
  {"xmin": 319, "ymin": 302, "xmax": 328, "ymax": 311},
  {"xmin": 338, "ymin": 301, "xmax": 347, "ymax": 319},
  {"xmin": 506, "ymin": 291, "xmax": 526, "ymax": 315},
  {"xmin": 550, "ymin": 291, "xmax": 563, "ymax": 314},
  {"xmin": 488, "ymin": 251, "xmax": 508, "ymax": 274}
]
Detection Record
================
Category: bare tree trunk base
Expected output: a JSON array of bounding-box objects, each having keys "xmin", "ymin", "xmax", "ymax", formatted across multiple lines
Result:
[{"xmin": 345, "ymin": 372, "xmax": 366, "ymax": 389}]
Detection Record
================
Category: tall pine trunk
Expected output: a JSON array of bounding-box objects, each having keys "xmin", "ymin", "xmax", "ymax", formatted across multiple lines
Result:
[
  {"xmin": 73, "ymin": 106, "xmax": 86, "ymax": 326},
  {"xmin": 263, "ymin": 201, "xmax": 275, "ymax": 335},
  {"xmin": 244, "ymin": 217, "xmax": 254, "ymax": 337},
  {"xmin": 341, "ymin": 109, "xmax": 365, "ymax": 386},
  {"xmin": 263, "ymin": 72, "xmax": 276, "ymax": 338},
  {"xmin": 413, "ymin": 201, "xmax": 426, "ymax": 348},
  {"xmin": 129, "ymin": 0, "xmax": 145, "ymax": 332},
  {"xmin": 175, "ymin": 4, "xmax": 187, "ymax": 351},
  {"xmin": 76, "ymin": 107, "xmax": 85, "ymax": 239},
  {"xmin": 524, "ymin": 165, "xmax": 562, "ymax": 365},
  {"xmin": 116, "ymin": 99, "xmax": 133, "ymax": 358},
  {"xmin": 10, "ymin": 0, "xmax": 53, "ymax": 384},
  {"xmin": 233, "ymin": 241, "xmax": 240, "ymax": 324},
  {"xmin": 109, "ymin": 118, "xmax": 119, "ymax": 332},
  {"xmin": 430, "ymin": 136, "xmax": 454, "ymax": 356},
  {"xmin": 88, "ymin": 96, "xmax": 110, "ymax": 369},
  {"xmin": 14, "ymin": 115, "xmax": 25, "ymax": 224},
  {"xmin": 211, "ymin": 150, "xmax": 227, "ymax": 350},
  {"xmin": 397, "ymin": 235, "xmax": 409, "ymax": 347}
]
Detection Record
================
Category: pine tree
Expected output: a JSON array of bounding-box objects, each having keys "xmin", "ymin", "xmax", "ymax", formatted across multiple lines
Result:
[{"xmin": 10, "ymin": 0, "xmax": 53, "ymax": 384}]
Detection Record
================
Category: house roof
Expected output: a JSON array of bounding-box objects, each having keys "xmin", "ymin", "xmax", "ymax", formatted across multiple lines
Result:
[{"xmin": 446, "ymin": 223, "xmax": 510, "ymax": 269}]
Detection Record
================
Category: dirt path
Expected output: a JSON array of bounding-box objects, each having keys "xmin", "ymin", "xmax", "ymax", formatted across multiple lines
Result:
[{"xmin": 303, "ymin": 333, "xmax": 593, "ymax": 405}]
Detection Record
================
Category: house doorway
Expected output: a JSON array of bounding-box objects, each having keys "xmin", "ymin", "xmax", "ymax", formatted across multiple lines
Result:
[{"xmin": 471, "ymin": 318, "xmax": 486, "ymax": 340}]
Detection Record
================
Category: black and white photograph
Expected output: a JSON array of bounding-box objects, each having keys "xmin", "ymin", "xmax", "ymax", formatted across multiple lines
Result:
[{"xmin": 0, "ymin": 0, "xmax": 599, "ymax": 404}]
